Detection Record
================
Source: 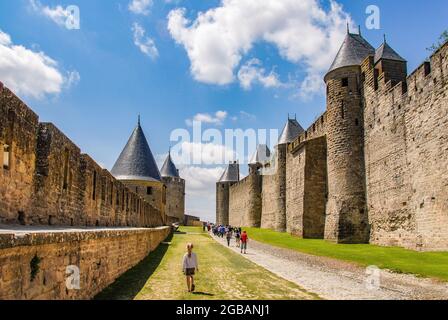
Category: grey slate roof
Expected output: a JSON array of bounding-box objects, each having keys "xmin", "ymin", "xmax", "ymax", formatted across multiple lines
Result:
[
  {"xmin": 218, "ymin": 162, "xmax": 240, "ymax": 183},
  {"xmin": 160, "ymin": 151, "xmax": 180, "ymax": 178},
  {"xmin": 249, "ymin": 144, "xmax": 271, "ymax": 165},
  {"xmin": 111, "ymin": 121, "xmax": 161, "ymax": 182},
  {"xmin": 326, "ymin": 32, "xmax": 375, "ymax": 77},
  {"xmin": 374, "ymin": 41, "xmax": 406, "ymax": 64},
  {"xmin": 278, "ymin": 119, "xmax": 304, "ymax": 145}
]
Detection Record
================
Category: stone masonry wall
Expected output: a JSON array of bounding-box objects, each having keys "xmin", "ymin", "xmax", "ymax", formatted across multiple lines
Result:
[
  {"xmin": 0, "ymin": 86, "xmax": 39, "ymax": 224},
  {"xmin": 229, "ymin": 172, "xmax": 261, "ymax": 227},
  {"xmin": 0, "ymin": 226, "xmax": 171, "ymax": 300},
  {"xmin": 216, "ymin": 182, "xmax": 230, "ymax": 226},
  {"xmin": 0, "ymin": 84, "xmax": 165, "ymax": 228},
  {"xmin": 286, "ymin": 137, "xmax": 327, "ymax": 238},
  {"xmin": 162, "ymin": 177, "xmax": 185, "ymax": 223},
  {"xmin": 363, "ymin": 42, "xmax": 448, "ymax": 251}
]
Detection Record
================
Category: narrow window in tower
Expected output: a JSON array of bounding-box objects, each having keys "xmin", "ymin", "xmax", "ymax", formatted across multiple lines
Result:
[
  {"xmin": 361, "ymin": 72, "xmax": 366, "ymax": 83},
  {"xmin": 101, "ymin": 178, "xmax": 106, "ymax": 201},
  {"xmin": 63, "ymin": 149, "xmax": 69, "ymax": 190},
  {"xmin": 341, "ymin": 101, "xmax": 345, "ymax": 119},
  {"xmin": 374, "ymin": 69, "xmax": 379, "ymax": 91},
  {"xmin": 110, "ymin": 182, "xmax": 113, "ymax": 205},
  {"xmin": 92, "ymin": 171, "xmax": 97, "ymax": 200},
  {"xmin": 355, "ymin": 118, "xmax": 359, "ymax": 126},
  {"xmin": 3, "ymin": 144, "xmax": 11, "ymax": 170},
  {"xmin": 147, "ymin": 186, "xmax": 153, "ymax": 195},
  {"xmin": 341, "ymin": 78, "xmax": 349, "ymax": 87}
]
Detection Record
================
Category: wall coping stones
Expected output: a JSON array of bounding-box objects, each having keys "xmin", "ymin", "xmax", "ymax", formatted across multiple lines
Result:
[{"xmin": 0, "ymin": 226, "xmax": 171, "ymax": 250}]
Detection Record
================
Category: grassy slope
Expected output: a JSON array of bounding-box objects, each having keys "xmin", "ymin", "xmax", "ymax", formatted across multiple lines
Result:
[
  {"xmin": 96, "ymin": 226, "xmax": 318, "ymax": 300},
  {"xmin": 244, "ymin": 227, "xmax": 448, "ymax": 281}
]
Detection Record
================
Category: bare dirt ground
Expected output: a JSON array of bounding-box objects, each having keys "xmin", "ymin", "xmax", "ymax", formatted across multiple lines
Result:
[{"xmin": 212, "ymin": 234, "xmax": 448, "ymax": 300}]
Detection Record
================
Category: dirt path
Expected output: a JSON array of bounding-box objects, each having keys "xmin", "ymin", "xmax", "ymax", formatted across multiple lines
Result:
[
  {"xmin": 96, "ymin": 227, "xmax": 317, "ymax": 300},
  {"xmin": 212, "ymin": 234, "xmax": 448, "ymax": 300}
]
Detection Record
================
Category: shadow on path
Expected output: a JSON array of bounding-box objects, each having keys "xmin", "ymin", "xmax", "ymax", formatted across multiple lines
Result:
[{"xmin": 94, "ymin": 233, "xmax": 173, "ymax": 300}]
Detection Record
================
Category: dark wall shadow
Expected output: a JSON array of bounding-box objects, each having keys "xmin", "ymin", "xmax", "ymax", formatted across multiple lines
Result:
[{"xmin": 94, "ymin": 232, "xmax": 173, "ymax": 300}]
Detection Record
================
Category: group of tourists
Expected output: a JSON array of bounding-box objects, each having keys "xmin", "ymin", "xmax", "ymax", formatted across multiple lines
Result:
[
  {"xmin": 209, "ymin": 224, "xmax": 248, "ymax": 254},
  {"xmin": 182, "ymin": 222, "xmax": 250, "ymax": 293}
]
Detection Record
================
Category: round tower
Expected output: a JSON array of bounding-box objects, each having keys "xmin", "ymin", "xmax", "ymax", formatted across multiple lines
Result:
[
  {"xmin": 324, "ymin": 30, "xmax": 373, "ymax": 243},
  {"xmin": 160, "ymin": 150, "xmax": 185, "ymax": 225},
  {"xmin": 111, "ymin": 117, "xmax": 166, "ymax": 227},
  {"xmin": 216, "ymin": 161, "xmax": 239, "ymax": 225},
  {"xmin": 274, "ymin": 118, "xmax": 304, "ymax": 232}
]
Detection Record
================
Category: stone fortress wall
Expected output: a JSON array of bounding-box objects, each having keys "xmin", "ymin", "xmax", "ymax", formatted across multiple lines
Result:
[
  {"xmin": 219, "ymin": 39, "xmax": 448, "ymax": 252},
  {"xmin": 0, "ymin": 85, "xmax": 166, "ymax": 228},
  {"xmin": 0, "ymin": 83, "xmax": 173, "ymax": 300}
]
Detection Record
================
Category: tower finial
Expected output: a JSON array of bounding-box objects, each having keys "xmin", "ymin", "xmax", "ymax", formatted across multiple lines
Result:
[
  {"xmin": 358, "ymin": 25, "xmax": 361, "ymax": 36},
  {"xmin": 138, "ymin": 114, "xmax": 141, "ymax": 126},
  {"xmin": 347, "ymin": 22, "xmax": 350, "ymax": 34},
  {"xmin": 383, "ymin": 34, "xmax": 387, "ymax": 43}
]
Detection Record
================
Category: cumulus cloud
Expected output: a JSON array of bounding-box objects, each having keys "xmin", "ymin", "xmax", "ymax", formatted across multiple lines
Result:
[
  {"xmin": 167, "ymin": 0, "xmax": 352, "ymax": 97},
  {"xmin": 129, "ymin": 0, "xmax": 153, "ymax": 15},
  {"xmin": 132, "ymin": 22, "xmax": 159, "ymax": 59},
  {"xmin": 29, "ymin": 0, "xmax": 70, "ymax": 27},
  {"xmin": 238, "ymin": 58, "xmax": 282, "ymax": 90},
  {"xmin": 185, "ymin": 110, "xmax": 228, "ymax": 126},
  {"xmin": 180, "ymin": 165, "xmax": 224, "ymax": 222},
  {"xmin": 0, "ymin": 29, "xmax": 77, "ymax": 99},
  {"xmin": 174, "ymin": 141, "xmax": 236, "ymax": 165}
]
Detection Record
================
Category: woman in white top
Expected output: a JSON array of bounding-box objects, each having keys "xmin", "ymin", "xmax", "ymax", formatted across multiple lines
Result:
[{"xmin": 182, "ymin": 243, "xmax": 199, "ymax": 292}]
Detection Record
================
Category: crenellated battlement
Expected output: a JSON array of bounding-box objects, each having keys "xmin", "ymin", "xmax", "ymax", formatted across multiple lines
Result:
[
  {"xmin": 218, "ymin": 35, "xmax": 448, "ymax": 251},
  {"xmin": 0, "ymin": 85, "xmax": 166, "ymax": 228}
]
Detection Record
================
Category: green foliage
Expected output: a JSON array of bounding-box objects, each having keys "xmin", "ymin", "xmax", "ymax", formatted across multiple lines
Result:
[
  {"xmin": 30, "ymin": 254, "xmax": 41, "ymax": 282},
  {"xmin": 244, "ymin": 227, "xmax": 448, "ymax": 281},
  {"xmin": 427, "ymin": 29, "xmax": 448, "ymax": 53}
]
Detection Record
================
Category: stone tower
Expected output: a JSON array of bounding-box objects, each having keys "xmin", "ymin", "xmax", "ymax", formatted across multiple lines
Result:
[
  {"xmin": 262, "ymin": 118, "xmax": 303, "ymax": 232},
  {"xmin": 216, "ymin": 161, "xmax": 239, "ymax": 225},
  {"xmin": 245, "ymin": 144, "xmax": 270, "ymax": 227},
  {"xmin": 111, "ymin": 117, "xmax": 166, "ymax": 225},
  {"xmin": 160, "ymin": 150, "xmax": 185, "ymax": 224},
  {"xmin": 374, "ymin": 37, "xmax": 407, "ymax": 85},
  {"xmin": 324, "ymin": 30, "xmax": 374, "ymax": 243}
]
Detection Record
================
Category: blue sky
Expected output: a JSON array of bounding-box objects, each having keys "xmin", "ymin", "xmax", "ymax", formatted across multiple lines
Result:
[{"xmin": 0, "ymin": 0, "xmax": 447, "ymax": 222}]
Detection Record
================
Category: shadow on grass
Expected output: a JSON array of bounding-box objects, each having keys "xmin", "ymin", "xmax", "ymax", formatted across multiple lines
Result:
[
  {"xmin": 94, "ymin": 233, "xmax": 173, "ymax": 300},
  {"xmin": 192, "ymin": 292, "xmax": 214, "ymax": 297}
]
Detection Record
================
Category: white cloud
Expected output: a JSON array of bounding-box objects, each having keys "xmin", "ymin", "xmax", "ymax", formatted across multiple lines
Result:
[
  {"xmin": 238, "ymin": 58, "xmax": 282, "ymax": 90},
  {"xmin": 175, "ymin": 141, "xmax": 236, "ymax": 165},
  {"xmin": 0, "ymin": 29, "xmax": 77, "ymax": 99},
  {"xmin": 167, "ymin": 0, "xmax": 352, "ymax": 97},
  {"xmin": 180, "ymin": 165, "xmax": 224, "ymax": 222},
  {"xmin": 29, "ymin": 0, "xmax": 69, "ymax": 27},
  {"xmin": 132, "ymin": 23, "xmax": 159, "ymax": 59},
  {"xmin": 129, "ymin": 0, "xmax": 153, "ymax": 15},
  {"xmin": 185, "ymin": 110, "xmax": 228, "ymax": 126}
]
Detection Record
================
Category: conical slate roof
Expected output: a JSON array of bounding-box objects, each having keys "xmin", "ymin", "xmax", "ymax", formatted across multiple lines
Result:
[
  {"xmin": 374, "ymin": 41, "xmax": 406, "ymax": 64},
  {"xmin": 249, "ymin": 144, "xmax": 271, "ymax": 165},
  {"xmin": 111, "ymin": 120, "xmax": 161, "ymax": 182},
  {"xmin": 326, "ymin": 32, "xmax": 375, "ymax": 80},
  {"xmin": 278, "ymin": 119, "xmax": 304, "ymax": 145},
  {"xmin": 218, "ymin": 162, "xmax": 240, "ymax": 183},
  {"xmin": 160, "ymin": 151, "xmax": 180, "ymax": 178}
]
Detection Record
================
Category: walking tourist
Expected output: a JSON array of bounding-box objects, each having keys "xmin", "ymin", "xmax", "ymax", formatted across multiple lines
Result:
[
  {"xmin": 226, "ymin": 228, "xmax": 233, "ymax": 247},
  {"xmin": 240, "ymin": 231, "xmax": 248, "ymax": 254},
  {"xmin": 182, "ymin": 243, "xmax": 199, "ymax": 293},
  {"xmin": 235, "ymin": 230, "xmax": 241, "ymax": 248}
]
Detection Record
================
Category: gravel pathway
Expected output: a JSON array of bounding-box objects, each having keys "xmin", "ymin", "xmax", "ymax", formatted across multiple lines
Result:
[{"xmin": 212, "ymin": 234, "xmax": 448, "ymax": 300}]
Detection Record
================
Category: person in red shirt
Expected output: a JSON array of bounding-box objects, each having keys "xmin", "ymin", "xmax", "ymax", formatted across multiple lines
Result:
[{"xmin": 240, "ymin": 231, "xmax": 248, "ymax": 254}]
